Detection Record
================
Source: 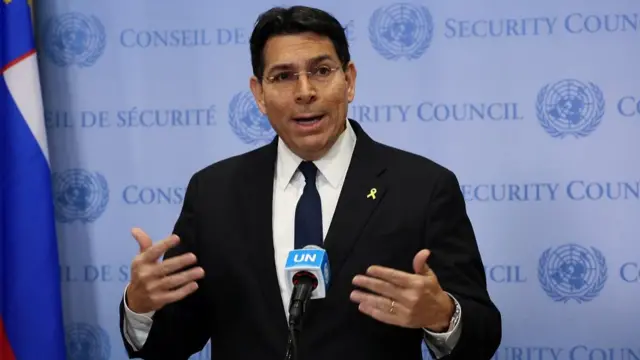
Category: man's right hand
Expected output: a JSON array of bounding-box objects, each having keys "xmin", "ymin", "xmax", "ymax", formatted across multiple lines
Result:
[{"xmin": 126, "ymin": 227, "xmax": 205, "ymax": 314}]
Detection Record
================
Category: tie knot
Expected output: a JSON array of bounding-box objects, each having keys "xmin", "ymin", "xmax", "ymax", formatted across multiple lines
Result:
[{"xmin": 298, "ymin": 161, "xmax": 318, "ymax": 183}]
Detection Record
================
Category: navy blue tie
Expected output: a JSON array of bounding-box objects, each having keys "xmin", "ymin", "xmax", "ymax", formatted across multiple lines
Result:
[{"xmin": 295, "ymin": 161, "xmax": 323, "ymax": 249}]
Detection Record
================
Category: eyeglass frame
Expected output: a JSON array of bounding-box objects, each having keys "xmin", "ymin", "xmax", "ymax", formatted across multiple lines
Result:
[{"xmin": 262, "ymin": 64, "xmax": 344, "ymax": 87}]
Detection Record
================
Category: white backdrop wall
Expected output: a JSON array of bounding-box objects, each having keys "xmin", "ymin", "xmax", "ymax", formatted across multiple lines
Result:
[{"xmin": 35, "ymin": 1, "xmax": 640, "ymax": 359}]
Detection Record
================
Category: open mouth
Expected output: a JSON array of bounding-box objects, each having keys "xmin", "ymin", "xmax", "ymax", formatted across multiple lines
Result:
[{"xmin": 293, "ymin": 114, "xmax": 324, "ymax": 124}]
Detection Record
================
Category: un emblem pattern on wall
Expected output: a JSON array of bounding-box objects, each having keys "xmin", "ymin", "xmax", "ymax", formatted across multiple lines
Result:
[
  {"xmin": 537, "ymin": 243, "xmax": 607, "ymax": 304},
  {"xmin": 65, "ymin": 322, "xmax": 110, "ymax": 360},
  {"xmin": 35, "ymin": 1, "xmax": 639, "ymax": 355},
  {"xmin": 369, "ymin": 3, "xmax": 434, "ymax": 60},
  {"xmin": 42, "ymin": 12, "xmax": 106, "ymax": 68},
  {"xmin": 228, "ymin": 91, "xmax": 276, "ymax": 145},
  {"xmin": 535, "ymin": 79, "xmax": 605, "ymax": 139},
  {"xmin": 52, "ymin": 169, "xmax": 109, "ymax": 223}
]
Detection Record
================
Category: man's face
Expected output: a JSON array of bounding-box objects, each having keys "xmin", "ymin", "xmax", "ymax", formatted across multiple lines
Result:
[{"xmin": 250, "ymin": 32, "xmax": 356, "ymax": 161}]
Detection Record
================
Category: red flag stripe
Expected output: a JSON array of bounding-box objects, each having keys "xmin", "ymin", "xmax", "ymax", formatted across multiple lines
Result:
[
  {"xmin": 0, "ymin": 317, "xmax": 17, "ymax": 360},
  {"xmin": 1, "ymin": 49, "xmax": 35, "ymax": 75}
]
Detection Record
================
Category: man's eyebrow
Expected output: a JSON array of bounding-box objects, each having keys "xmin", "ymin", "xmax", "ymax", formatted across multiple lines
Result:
[{"xmin": 266, "ymin": 54, "xmax": 335, "ymax": 73}]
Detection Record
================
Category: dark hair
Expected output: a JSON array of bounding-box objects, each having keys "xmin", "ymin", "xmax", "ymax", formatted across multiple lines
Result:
[{"xmin": 249, "ymin": 6, "xmax": 351, "ymax": 81}]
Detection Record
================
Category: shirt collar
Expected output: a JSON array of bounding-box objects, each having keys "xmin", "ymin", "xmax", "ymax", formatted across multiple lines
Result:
[{"xmin": 275, "ymin": 119, "xmax": 357, "ymax": 190}]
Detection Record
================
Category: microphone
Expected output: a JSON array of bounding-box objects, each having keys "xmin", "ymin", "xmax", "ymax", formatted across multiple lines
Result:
[
  {"xmin": 284, "ymin": 245, "xmax": 330, "ymax": 327},
  {"xmin": 283, "ymin": 245, "xmax": 330, "ymax": 360}
]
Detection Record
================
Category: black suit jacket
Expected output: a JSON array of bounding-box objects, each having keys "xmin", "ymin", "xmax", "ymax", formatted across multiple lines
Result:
[{"xmin": 119, "ymin": 119, "xmax": 501, "ymax": 359}]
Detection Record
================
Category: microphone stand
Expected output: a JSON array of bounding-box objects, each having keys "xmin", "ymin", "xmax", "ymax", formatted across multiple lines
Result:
[
  {"xmin": 284, "ymin": 318, "xmax": 301, "ymax": 360},
  {"xmin": 284, "ymin": 277, "xmax": 314, "ymax": 360}
]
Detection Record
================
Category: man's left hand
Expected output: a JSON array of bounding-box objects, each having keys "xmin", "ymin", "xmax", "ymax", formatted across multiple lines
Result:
[{"xmin": 350, "ymin": 249, "xmax": 455, "ymax": 332}]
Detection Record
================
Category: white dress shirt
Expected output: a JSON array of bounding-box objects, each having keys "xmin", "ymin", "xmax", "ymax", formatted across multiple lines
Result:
[{"xmin": 122, "ymin": 119, "xmax": 462, "ymax": 358}]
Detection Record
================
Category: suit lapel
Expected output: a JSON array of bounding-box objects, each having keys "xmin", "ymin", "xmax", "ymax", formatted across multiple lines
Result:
[
  {"xmin": 237, "ymin": 121, "xmax": 388, "ymax": 341},
  {"xmin": 323, "ymin": 120, "xmax": 388, "ymax": 281},
  {"xmin": 240, "ymin": 139, "xmax": 289, "ymax": 343}
]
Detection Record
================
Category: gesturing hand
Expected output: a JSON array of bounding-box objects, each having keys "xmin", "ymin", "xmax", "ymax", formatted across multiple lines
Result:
[
  {"xmin": 350, "ymin": 249, "xmax": 454, "ymax": 332},
  {"xmin": 126, "ymin": 228, "xmax": 205, "ymax": 314}
]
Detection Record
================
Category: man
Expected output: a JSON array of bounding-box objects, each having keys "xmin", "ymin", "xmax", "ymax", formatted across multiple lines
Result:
[{"xmin": 119, "ymin": 5, "xmax": 501, "ymax": 360}]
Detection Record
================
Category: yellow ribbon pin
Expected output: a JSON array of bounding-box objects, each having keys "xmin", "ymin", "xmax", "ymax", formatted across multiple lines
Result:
[{"xmin": 367, "ymin": 188, "xmax": 377, "ymax": 199}]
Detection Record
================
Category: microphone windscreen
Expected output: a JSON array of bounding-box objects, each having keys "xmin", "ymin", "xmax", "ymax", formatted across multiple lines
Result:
[{"xmin": 284, "ymin": 246, "xmax": 330, "ymax": 299}]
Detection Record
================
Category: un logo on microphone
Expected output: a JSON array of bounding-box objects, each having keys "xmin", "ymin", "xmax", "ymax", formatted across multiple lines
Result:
[
  {"xmin": 42, "ymin": 12, "xmax": 106, "ymax": 68},
  {"xmin": 368, "ymin": 3, "xmax": 434, "ymax": 61},
  {"xmin": 52, "ymin": 169, "xmax": 109, "ymax": 224},
  {"xmin": 535, "ymin": 79, "xmax": 605, "ymax": 138},
  {"xmin": 65, "ymin": 322, "xmax": 110, "ymax": 360},
  {"xmin": 228, "ymin": 91, "xmax": 276, "ymax": 145},
  {"xmin": 538, "ymin": 243, "xmax": 607, "ymax": 304}
]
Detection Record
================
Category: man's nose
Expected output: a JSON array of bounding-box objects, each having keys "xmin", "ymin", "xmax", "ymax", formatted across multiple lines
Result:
[{"xmin": 294, "ymin": 74, "xmax": 317, "ymax": 104}]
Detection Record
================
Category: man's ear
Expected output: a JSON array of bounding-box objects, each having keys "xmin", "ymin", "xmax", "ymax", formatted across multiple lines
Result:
[
  {"xmin": 249, "ymin": 76, "xmax": 267, "ymax": 114},
  {"xmin": 344, "ymin": 61, "xmax": 357, "ymax": 103}
]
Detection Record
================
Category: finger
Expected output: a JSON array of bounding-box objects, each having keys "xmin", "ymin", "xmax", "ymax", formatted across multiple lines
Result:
[
  {"xmin": 350, "ymin": 290, "xmax": 407, "ymax": 316},
  {"xmin": 357, "ymin": 302, "xmax": 403, "ymax": 327},
  {"xmin": 350, "ymin": 290, "xmax": 404, "ymax": 326},
  {"xmin": 352, "ymin": 274, "xmax": 402, "ymax": 300},
  {"xmin": 141, "ymin": 234, "xmax": 180, "ymax": 262},
  {"xmin": 365, "ymin": 265, "xmax": 417, "ymax": 288},
  {"xmin": 132, "ymin": 228, "xmax": 153, "ymax": 253},
  {"xmin": 349, "ymin": 290, "xmax": 388, "ymax": 309},
  {"xmin": 412, "ymin": 249, "xmax": 432, "ymax": 276},
  {"xmin": 158, "ymin": 266, "xmax": 205, "ymax": 290},
  {"xmin": 153, "ymin": 282, "xmax": 200, "ymax": 306},
  {"xmin": 158, "ymin": 252, "xmax": 198, "ymax": 275}
]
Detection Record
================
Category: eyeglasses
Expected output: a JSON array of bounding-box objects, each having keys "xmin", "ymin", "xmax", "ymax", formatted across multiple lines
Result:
[{"xmin": 263, "ymin": 65, "xmax": 341, "ymax": 89}]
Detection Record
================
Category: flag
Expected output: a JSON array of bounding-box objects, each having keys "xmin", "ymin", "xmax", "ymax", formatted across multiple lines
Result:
[{"xmin": 1, "ymin": 1, "xmax": 67, "ymax": 359}]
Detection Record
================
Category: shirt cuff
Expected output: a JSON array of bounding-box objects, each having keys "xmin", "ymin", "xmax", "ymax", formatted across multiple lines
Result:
[
  {"xmin": 122, "ymin": 283, "xmax": 155, "ymax": 350},
  {"xmin": 422, "ymin": 292, "xmax": 462, "ymax": 359}
]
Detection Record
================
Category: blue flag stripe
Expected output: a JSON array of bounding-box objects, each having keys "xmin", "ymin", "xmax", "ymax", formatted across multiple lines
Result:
[
  {"xmin": 1, "ymin": 74, "xmax": 67, "ymax": 360},
  {"xmin": 1, "ymin": 0, "xmax": 67, "ymax": 358},
  {"xmin": 0, "ymin": 1, "xmax": 35, "ymax": 71}
]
